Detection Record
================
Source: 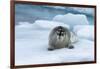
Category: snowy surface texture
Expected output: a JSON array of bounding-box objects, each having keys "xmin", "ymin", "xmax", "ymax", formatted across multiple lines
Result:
[{"xmin": 15, "ymin": 13, "xmax": 94, "ymax": 65}]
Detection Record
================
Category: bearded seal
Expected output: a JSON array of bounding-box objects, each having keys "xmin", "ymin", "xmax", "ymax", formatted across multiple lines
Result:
[{"xmin": 48, "ymin": 26, "xmax": 74, "ymax": 51}]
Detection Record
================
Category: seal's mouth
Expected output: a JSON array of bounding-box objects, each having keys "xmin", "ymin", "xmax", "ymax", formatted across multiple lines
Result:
[{"xmin": 59, "ymin": 36, "xmax": 61, "ymax": 39}]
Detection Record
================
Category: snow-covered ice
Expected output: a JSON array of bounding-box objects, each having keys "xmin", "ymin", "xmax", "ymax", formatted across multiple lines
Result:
[
  {"xmin": 34, "ymin": 20, "xmax": 69, "ymax": 30},
  {"xmin": 73, "ymin": 25, "xmax": 94, "ymax": 41},
  {"xmin": 53, "ymin": 13, "xmax": 89, "ymax": 28},
  {"xmin": 15, "ymin": 14, "xmax": 94, "ymax": 65}
]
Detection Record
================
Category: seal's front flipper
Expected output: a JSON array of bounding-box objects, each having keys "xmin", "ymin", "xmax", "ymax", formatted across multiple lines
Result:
[
  {"xmin": 68, "ymin": 45, "xmax": 74, "ymax": 49},
  {"xmin": 48, "ymin": 46, "xmax": 55, "ymax": 51}
]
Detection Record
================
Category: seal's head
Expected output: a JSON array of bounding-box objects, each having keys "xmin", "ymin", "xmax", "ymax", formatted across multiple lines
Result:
[{"xmin": 55, "ymin": 26, "xmax": 66, "ymax": 41}]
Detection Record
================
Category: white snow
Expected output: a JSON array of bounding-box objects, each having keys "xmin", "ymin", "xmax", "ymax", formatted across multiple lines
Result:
[
  {"xmin": 15, "ymin": 15, "xmax": 94, "ymax": 65},
  {"xmin": 73, "ymin": 25, "xmax": 94, "ymax": 40},
  {"xmin": 53, "ymin": 13, "xmax": 89, "ymax": 28}
]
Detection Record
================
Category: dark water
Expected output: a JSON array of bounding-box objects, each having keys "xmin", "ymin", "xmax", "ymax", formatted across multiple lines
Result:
[{"xmin": 15, "ymin": 4, "xmax": 94, "ymax": 25}]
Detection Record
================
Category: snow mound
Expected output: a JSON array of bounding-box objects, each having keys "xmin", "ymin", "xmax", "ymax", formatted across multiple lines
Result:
[
  {"xmin": 16, "ymin": 20, "xmax": 69, "ymax": 30},
  {"xmin": 73, "ymin": 25, "xmax": 94, "ymax": 40},
  {"xmin": 34, "ymin": 20, "xmax": 69, "ymax": 30},
  {"xmin": 16, "ymin": 22, "xmax": 33, "ymax": 28},
  {"xmin": 15, "ymin": 22, "xmax": 37, "ymax": 30},
  {"xmin": 53, "ymin": 13, "xmax": 89, "ymax": 27}
]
